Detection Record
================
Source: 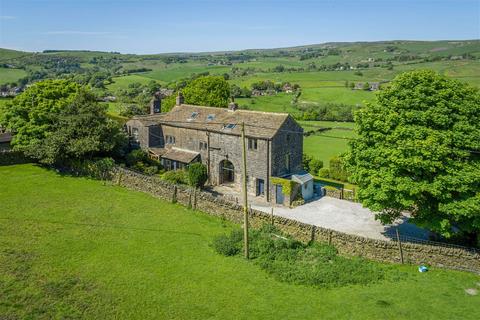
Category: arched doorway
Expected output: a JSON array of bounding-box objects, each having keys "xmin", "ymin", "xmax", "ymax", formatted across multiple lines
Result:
[{"xmin": 219, "ymin": 160, "xmax": 235, "ymax": 184}]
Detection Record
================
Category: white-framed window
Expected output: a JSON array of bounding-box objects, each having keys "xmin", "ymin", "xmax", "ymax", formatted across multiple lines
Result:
[
  {"xmin": 166, "ymin": 135, "xmax": 175, "ymax": 144},
  {"xmin": 248, "ymin": 138, "xmax": 258, "ymax": 150}
]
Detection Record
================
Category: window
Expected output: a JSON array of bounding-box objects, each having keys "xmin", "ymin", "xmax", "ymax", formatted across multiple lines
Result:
[
  {"xmin": 285, "ymin": 153, "xmax": 290, "ymax": 171},
  {"xmin": 166, "ymin": 135, "xmax": 175, "ymax": 144},
  {"xmin": 207, "ymin": 114, "xmax": 215, "ymax": 121},
  {"xmin": 132, "ymin": 128, "xmax": 139, "ymax": 142},
  {"xmin": 189, "ymin": 112, "xmax": 199, "ymax": 120},
  {"xmin": 199, "ymin": 141, "xmax": 208, "ymax": 151},
  {"xmin": 248, "ymin": 138, "xmax": 258, "ymax": 150},
  {"xmin": 224, "ymin": 123, "xmax": 236, "ymax": 130},
  {"xmin": 286, "ymin": 134, "xmax": 290, "ymax": 143}
]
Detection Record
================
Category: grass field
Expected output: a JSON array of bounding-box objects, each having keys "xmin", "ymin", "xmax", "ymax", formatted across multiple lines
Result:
[
  {"xmin": 0, "ymin": 164, "xmax": 479, "ymax": 319},
  {"xmin": 299, "ymin": 121, "xmax": 356, "ymax": 165},
  {"xmin": 0, "ymin": 68, "xmax": 27, "ymax": 85},
  {"xmin": 106, "ymin": 74, "xmax": 161, "ymax": 92}
]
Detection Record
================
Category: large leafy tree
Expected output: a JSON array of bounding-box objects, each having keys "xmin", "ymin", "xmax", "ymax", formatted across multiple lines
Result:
[
  {"xmin": 183, "ymin": 76, "xmax": 230, "ymax": 107},
  {"xmin": 346, "ymin": 70, "xmax": 480, "ymax": 245},
  {"xmin": 0, "ymin": 80, "xmax": 127, "ymax": 164},
  {"xmin": 32, "ymin": 90, "xmax": 127, "ymax": 164},
  {"xmin": 0, "ymin": 79, "xmax": 81, "ymax": 154}
]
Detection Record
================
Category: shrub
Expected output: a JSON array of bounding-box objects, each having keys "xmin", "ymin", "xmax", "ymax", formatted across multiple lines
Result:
[
  {"xmin": 125, "ymin": 149, "xmax": 161, "ymax": 175},
  {"xmin": 143, "ymin": 165, "xmax": 159, "ymax": 176},
  {"xmin": 308, "ymin": 158, "xmax": 323, "ymax": 174},
  {"xmin": 125, "ymin": 149, "xmax": 148, "ymax": 166},
  {"xmin": 212, "ymin": 230, "xmax": 243, "ymax": 256},
  {"xmin": 211, "ymin": 224, "xmax": 394, "ymax": 288},
  {"xmin": 66, "ymin": 157, "xmax": 115, "ymax": 181},
  {"xmin": 162, "ymin": 169, "xmax": 188, "ymax": 185},
  {"xmin": 318, "ymin": 168, "xmax": 330, "ymax": 178},
  {"xmin": 329, "ymin": 156, "xmax": 349, "ymax": 181},
  {"xmin": 302, "ymin": 153, "xmax": 313, "ymax": 171},
  {"xmin": 188, "ymin": 162, "xmax": 208, "ymax": 188}
]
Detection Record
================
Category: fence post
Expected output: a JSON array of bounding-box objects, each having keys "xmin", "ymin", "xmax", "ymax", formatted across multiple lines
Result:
[
  {"xmin": 172, "ymin": 186, "xmax": 177, "ymax": 204},
  {"xmin": 188, "ymin": 188, "xmax": 192, "ymax": 209},
  {"xmin": 270, "ymin": 207, "xmax": 274, "ymax": 225},
  {"xmin": 193, "ymin": 188, "xmax": 197, "ymax": 210},
  {"xmin": 328, "ymin": 230, "xmax": 332, "ymax": 245},
  {"xmin": 310, "ymin": 225, "xmax": 316, "ymax": 243},
  {"xmin": 116, "ymin": 170, "xmax": 123, "ymax": 186},
  {"xmin": 396, "ymin": 228, "xmax": 404, "ymax": 264}
]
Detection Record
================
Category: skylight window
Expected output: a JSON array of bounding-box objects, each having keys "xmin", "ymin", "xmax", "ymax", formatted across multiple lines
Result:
[
  {"xmin": 224, "ymin": 123, "xmax": 236, "ymax": 130},
  {"xmin": 189, "ymin": 112, "xmax": 199, "ymax": 119},
  {"xmin": 207, "ymin": 114, "xmax": 215, "ymax": 121}
]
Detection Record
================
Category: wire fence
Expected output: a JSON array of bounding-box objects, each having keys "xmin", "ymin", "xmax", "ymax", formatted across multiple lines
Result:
[{"xmin": 395, "ymin": 233, "xmax": 480, "ymax": 253}]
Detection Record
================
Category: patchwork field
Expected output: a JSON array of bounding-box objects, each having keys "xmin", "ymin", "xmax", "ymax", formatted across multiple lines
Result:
[{"xmin": 0, "ymin": 164, "xmax": 479, "ymax": 319}]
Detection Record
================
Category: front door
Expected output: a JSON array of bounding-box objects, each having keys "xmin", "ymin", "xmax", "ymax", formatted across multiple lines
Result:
[
  {"xmin": 275, "ymin": 184, "xmax": 284, "ymax": 204},
  {"xmin": 256, "ymin": 179, "xmax": 265, "ymax": 196}
]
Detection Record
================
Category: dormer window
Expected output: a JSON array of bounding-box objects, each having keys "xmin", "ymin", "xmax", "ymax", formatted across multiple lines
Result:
[
  {"xmin": 224, "ymin": 123, "xmax": 236, "ymax": 130},
  {"xmin": 207, "ymin": 114, "xmax": 215, "ymax": 121}
]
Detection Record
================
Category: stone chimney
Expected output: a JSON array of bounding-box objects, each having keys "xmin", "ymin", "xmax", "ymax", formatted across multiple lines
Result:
[
  {"xmin": 176, "ymin": 91, "xmax": 184, "ymax": 106},
  {"xmin": 228, "ymin": 97, "xmax": 238, "ymax": 111},
  {"xmin": 150, "ymin": 92, "xmax": 161, "ymax": 115}
]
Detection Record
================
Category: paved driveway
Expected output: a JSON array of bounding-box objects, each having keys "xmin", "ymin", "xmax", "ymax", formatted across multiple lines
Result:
[{"xmin": 251, "ymin": 196, "xmax": 429, "ymax": 241}]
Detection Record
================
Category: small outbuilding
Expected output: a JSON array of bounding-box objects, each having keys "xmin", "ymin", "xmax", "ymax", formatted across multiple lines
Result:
[{"xmin": 291, "ymin": 172, "xmax": 314, "ymax": 201}]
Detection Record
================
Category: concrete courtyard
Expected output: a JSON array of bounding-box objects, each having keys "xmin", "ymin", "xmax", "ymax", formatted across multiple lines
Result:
[{"xmin": 251, "ymin": 196, "xmax": 430, "ymax": 241}]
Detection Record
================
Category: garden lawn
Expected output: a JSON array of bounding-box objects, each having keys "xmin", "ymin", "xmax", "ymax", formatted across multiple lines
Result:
[{"xmin": 0, "ymin": 164, "xmax": 479, "ymax": 319}]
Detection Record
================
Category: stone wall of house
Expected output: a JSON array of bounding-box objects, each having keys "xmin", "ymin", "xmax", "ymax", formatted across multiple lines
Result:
[
  {"xmin": 161, "ymin": 125, "xmax": 271, "ymax": 199},
  {"xmin": 112, "ymin": 167, "xmax": 480, "ymax": 273},
  {"xmin": 270, "ymin": 116, "xmax": 303, "ymax": 177}
]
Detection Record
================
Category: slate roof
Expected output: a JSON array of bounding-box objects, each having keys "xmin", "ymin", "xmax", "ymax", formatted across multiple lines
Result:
[
  {"xmin": 161, "ymin": 147, "xmax": 200, "ymax": 163},
  {"xmin": 157, "ymin": 104, "xmax": 294, "ymax": 139},
  {"xmin": 291, "ymin": 172, "xmax": 314, "ymax": 184}
]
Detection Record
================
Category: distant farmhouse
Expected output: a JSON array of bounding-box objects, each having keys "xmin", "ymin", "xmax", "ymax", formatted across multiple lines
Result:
[
  {"xmin": 353, "ymin": 82, "xmax": 380, "ymax": 91},
  {"xmin": 126, "ymin": 93, "xmax": 312, "ymax": 204}
]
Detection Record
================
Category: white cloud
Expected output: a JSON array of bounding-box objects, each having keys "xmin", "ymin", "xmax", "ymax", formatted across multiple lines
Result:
[{"xmin": 0, "ymin": 15, "xmax": 16, "ymax": 20}]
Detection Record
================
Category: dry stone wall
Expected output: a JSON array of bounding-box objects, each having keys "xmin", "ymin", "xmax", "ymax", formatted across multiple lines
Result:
[{"xmin": 113, "ymin": 167, "xmax": 480, "ymax": 273}]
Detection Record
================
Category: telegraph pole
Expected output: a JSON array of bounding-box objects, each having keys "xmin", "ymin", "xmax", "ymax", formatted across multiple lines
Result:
[{"xmin": 241, "ymin": 122, "xmax": 249, "ymax": 259}]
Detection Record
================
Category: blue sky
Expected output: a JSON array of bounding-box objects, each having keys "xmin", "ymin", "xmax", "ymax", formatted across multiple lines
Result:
[{"xmin": 1, "ymin": 0, "xmax": 479, "ymax": 54}]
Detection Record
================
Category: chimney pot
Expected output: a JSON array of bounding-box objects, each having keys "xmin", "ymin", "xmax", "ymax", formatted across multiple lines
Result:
[
  {"xmin": 228, "ymin": 97, "xmax": 238, "ymax": 111},
  {"xmin": 176, "ymin": 91, "xmax": 184, "ymax": 106}
]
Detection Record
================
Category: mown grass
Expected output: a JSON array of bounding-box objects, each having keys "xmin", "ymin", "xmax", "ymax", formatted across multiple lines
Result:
[{"xmin": 0, "ymin": 164, "xmax": 479, "ymax": 319}]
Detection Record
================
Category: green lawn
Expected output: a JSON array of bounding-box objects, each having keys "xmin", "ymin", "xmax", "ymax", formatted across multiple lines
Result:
[{"xmin": 1, "ymin": 164, "xmax": 479, "ymax": 319}]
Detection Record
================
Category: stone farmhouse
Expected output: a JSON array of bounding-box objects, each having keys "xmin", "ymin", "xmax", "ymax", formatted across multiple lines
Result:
[{"xmin": 125, "ymin": 93, "xmax": 310, "ymax": 205}]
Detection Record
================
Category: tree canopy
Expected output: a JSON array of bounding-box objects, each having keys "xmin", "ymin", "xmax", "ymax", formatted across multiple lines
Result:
[
  {"xmin": 346, "ymin": 70, "xmax": 480, "ymax": 245},
  {"xmin": 0, "ymin": 80, "xmax": 127, "ymax": 164},
  {"xmin": 0, "ymin": 80, "xmax": 81, "ymax": 153},
  {"xmin": 183, "ymin": 76, "xmax": 230, "ymax": 108}
]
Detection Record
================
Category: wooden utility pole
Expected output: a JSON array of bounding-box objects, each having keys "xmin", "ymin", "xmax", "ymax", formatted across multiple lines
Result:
[
  {"xmin": 396, "ymin": 228, "xmax": 404, "ymax": 264},
  {"xmin": 241, "ymin": 122, "xmax": 249, "ymax": 259}
]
